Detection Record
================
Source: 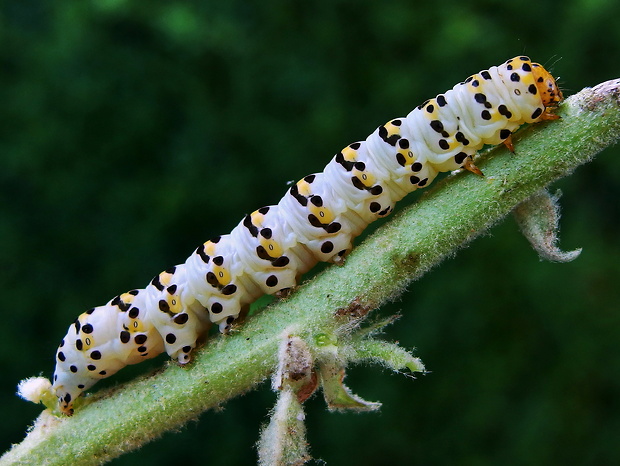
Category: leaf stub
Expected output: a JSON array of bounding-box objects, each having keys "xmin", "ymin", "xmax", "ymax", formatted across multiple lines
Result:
[{"xmin": 514, "ymin": 189, "xmax": 582, "ymax": 263}]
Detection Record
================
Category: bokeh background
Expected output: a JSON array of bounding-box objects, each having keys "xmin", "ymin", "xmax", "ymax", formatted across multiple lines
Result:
[{"xmin": 2, "ymin": 0, "xmax": 620, "ymax": 464}]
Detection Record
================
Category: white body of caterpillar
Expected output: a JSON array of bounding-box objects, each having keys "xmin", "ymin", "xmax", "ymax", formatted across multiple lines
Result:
[{"xmin": 50, "ymin": 56, "xmax": 562, "ymax": 414}]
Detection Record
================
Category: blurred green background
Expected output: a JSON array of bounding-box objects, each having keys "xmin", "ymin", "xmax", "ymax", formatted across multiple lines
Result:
[{"xmin": 2, "ymin": 0, "xmax": 620, "ymax": 464}]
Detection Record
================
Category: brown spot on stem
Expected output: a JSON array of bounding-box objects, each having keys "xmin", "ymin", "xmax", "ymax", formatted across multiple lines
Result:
[{"xmin": 336, "ymin": 297, "xmax": 373, "ymax": 319}]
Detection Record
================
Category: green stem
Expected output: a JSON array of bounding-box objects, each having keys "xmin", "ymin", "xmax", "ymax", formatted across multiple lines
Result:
[{"xmin": 3, "ymin": 79, "xmax": 620, "ymax": 466}]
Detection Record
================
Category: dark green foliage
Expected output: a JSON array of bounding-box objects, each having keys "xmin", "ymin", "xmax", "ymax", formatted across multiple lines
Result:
[{"xmin": 2, "ymin": 0, "xmax": 620, "ymax": 464}]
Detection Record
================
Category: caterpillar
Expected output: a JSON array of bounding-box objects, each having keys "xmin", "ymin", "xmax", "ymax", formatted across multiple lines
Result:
[{"xmin": 48, "ymin": 56, "xmax": 562, "ymax": 415}]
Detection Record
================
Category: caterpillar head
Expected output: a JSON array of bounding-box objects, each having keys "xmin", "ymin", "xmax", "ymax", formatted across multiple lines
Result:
[{"xmin": 531, "ymin": 63, "xmax": 563, "ymax": 107}]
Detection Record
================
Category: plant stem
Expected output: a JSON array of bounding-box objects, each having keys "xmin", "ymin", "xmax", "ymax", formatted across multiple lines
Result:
[{"xmin": 3, "ymin": 79, "xmax": 620, "ymax": 466}]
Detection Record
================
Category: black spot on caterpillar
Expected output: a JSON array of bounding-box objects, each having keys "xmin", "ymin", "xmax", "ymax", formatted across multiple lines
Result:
[{"xmin": 49, "ymin": 56, "xmax": 562, "ymax": 415}]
